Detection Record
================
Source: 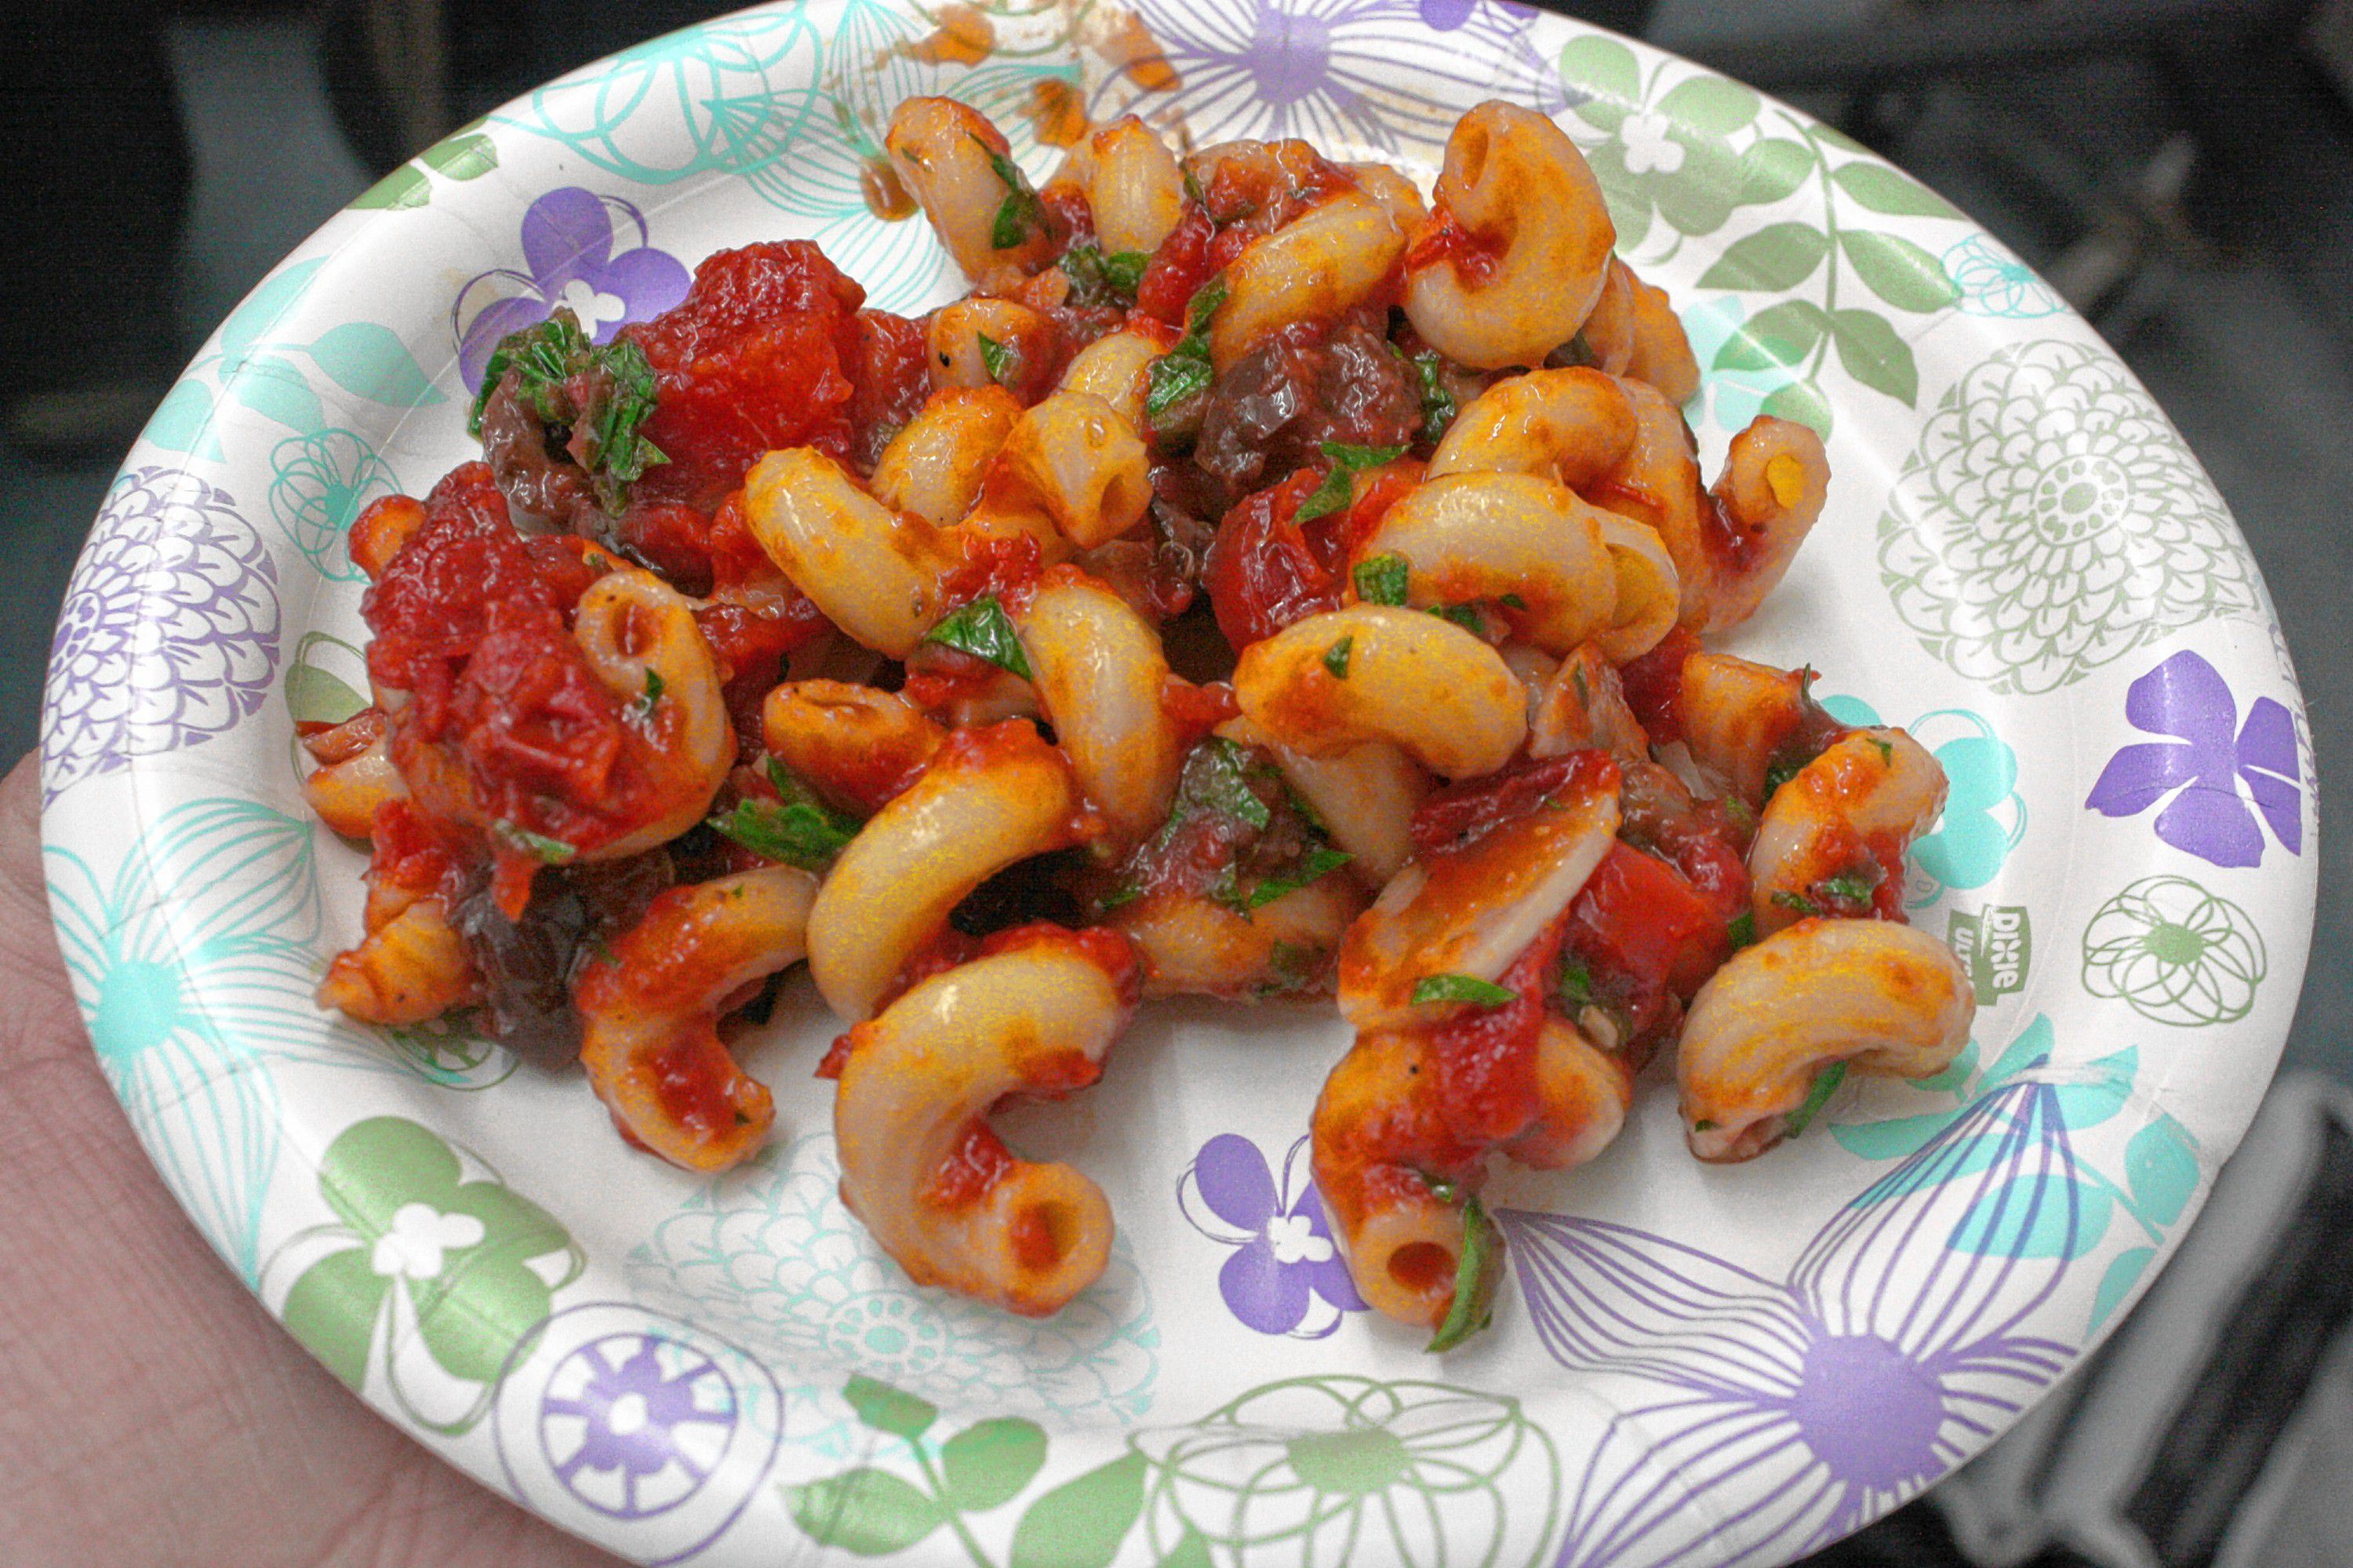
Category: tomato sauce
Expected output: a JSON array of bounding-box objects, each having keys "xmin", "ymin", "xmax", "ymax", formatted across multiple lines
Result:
[
  {"xmin": 1409, "ymin": 751, "xmax": 1621, "ymax": 856},
  {"xmin": 1202, "ymin": 468, "xmax": 1339, "ymax": 647},
  {"xmin": 1405, "ymin": 206, "xmax": 1503, "ymax": 289},
  {"xmin": 1429, "ymin": 911, "xmax": 1567, "ymax": 1147},
  {"xmin": 645, "ymin": 1028, "xmax": 747, "ymax": 1144},
  {"xmin": 1618, "ymin": 625, "xmax": 1698, "ymax": 744},
  {"xmin": 1135, "ymin": 208, "xmax": 1214, "ymax": 327}
]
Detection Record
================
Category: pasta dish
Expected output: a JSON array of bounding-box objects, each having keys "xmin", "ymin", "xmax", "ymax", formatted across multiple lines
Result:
[{"xmin": 301, "ymin": 96, "xmax": 1974, "ymax": 1348}]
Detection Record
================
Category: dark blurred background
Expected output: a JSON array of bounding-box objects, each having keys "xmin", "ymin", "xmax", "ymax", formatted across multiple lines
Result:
[{"xmin": 2, "ymin": 2, "xmax": 2349, "ymax": 1563}]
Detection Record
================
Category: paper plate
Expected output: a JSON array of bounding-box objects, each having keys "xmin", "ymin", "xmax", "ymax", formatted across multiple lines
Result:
[{"xmin": 38, "ymin": 3, "xmax": 2317, "ymax": 1563}]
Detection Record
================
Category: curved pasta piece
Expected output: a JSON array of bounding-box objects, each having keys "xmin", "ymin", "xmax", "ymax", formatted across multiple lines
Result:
[
  {"xmin": 871, "ymin": 386, "xmax": 1021, "ymax": 528},
  {"xmin": 1679, "ymin": 918, "xmax": 1973, "ymax": 1162},
  {"xmin": 998, "ymin": 391, "xmax": 1152, "ymax": 548},
  {"xmin": 1337, "ymin": 753, "xmax": 1620, "ymax": 1030},
  {"xmin": 1584, "ymin": 377, "xmax": 1712, "ymax": 628},
  {"xmin": 347, "ymin": 494, "xmax": 427, "ymax": 580},
  {"xmin": 317, "ymin": 898, "xmax": 479, "ymax": 1024},
  {"xmin": 300, "ymin": 708, "xmax": 404, "ymax": 839},
  {"xmin": 762, "ymin": 680, "xmax": 945, "ymax": 814},
  {"xmin": 1345, "ymin": 160, "xmax": 1429, "ymax": 233},
  {"xmin": 1220, "ymin": 716, "xmax": 1431, "ymax": 885},
  {"xmin": 1013, "ymin": 571, "xmax": 1182, "ymax": 844},
  {"xmin": 568, "ymin": 567, "xmax": 736, "ymax": 861},
  {"xmin": 887, "ymin": 97, "xmax": 1056, "ymax": 280},
  {"xmin": 1622, "ymin": 264, "xmax": 1700, "ymax": 405},
  {"xmin": 1108, "ymin": 875, "xmax": 1363, "ymax": 999},
  {"xmin": 1403, "ymin": 102, "xmax": 1616, "ymax": 370},
  {"xmin": 1056, "ymin": 327, "xmax": 1171, "ymax": 429},
  {"xmin": 1210, "ymin": 191, "xmax": 1406, "ymax": 372},
  {"xmin": 1678, "ymin": 650, "xmax": 1813, "ymax": 802},
  {"xmin": 1592, "ymin": 512, "xmax": 1680, "ymax": 662},
  {"xmin": 1751, "ymin": 728, "xmax": 1947, "ymax": 935},
  {"xmin": 928, "ymin": 297, "xmax": 1056, "ymax": 396},
  {"xmin": 1084, "ymin": 116, "xmax": 1186, "ymax": 255},
  {"xmin": 1311, "ymin": 1016, "xmax": 1632, "ymax": 1329},
  {"xmin": 1529, "ymin": 644, "xmax": 1648, "ymax": 760},
  {"xmin": 1427, "ymin": 366, "xmax": 1637, "ymax": 491},
  {"xmin": 744, "ymin": 446, "xmax": 960, "ymax": 659},
  {"xmin": 1235, "ymin": 606, "xmax": 1527, "ymax": 779},
  {"xmin": 1355, "ymin": 472, "xmax": 1618, "ymax": 654},
  {"xmin": 806, "ymin": 722, "xmax": 1083, "ymax": 1019},
  {"xmin": 834, "ymin": 936, "xmax": 1138, "ymax": 1315},
  {"xmin": 1703, "ymin": 416, "xmax": 1831, "ymax": 631},
  {"xmin": 1574, "ymin": 259, "xmax": 1638, "ymax": 377},
  {"xmin": 576, "ymin": 865, "xmax": 818, "ymax": 1173}
]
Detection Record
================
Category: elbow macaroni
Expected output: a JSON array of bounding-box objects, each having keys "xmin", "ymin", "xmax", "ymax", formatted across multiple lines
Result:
[{"xmin": 1235, "ymin": 605, "xmax": 1527, "ymax": 779}]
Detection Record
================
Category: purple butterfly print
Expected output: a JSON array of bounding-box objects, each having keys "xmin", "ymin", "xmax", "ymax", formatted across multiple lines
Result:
[
  {"xmin": 2084, "ymin": 649, "xmax": 2300, "ymax": 868},
  {"xmin": 1179, "ymin": 1133, "xmax": 1366, "ymax": 1337}
]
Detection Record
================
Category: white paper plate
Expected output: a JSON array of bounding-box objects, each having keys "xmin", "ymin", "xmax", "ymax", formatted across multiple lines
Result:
[{"xmin": 38, "ymin": 4, "xmax": 2317, "ymax": 1563}]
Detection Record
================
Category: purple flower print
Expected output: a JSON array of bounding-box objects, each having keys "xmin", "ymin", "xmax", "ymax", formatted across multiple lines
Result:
[
  {"xmin": 1509, "ymin": 1081, "xmax": 2082, "ymax": 1566},
  {"xmin": 453, "ymin": 187, "xmax": 691, "ymax": 390},
  {"xmin": 1180, "ymin": 1133, "xmax": 1365, "ymax": 1337},
  {"xmin": 540, "ymin": 1331, "xmax": 739, "ymax": 1520},
  {"xmin": 2084, "ymin": 649, "xmax": 2300, "ymax": 868}
]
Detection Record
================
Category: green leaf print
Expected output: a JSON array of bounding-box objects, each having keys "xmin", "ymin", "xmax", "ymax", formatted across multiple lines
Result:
[
  {"xmin": 846, "ymin": 1373, "xmax": 940, "ymax": 1441},
  {"xmin": 1009, "ymin": 1453, "xmax": 1147, "ymax": 1568},
  {"xmin": 231, "ymin": 354, "xmax": 325, "ymax": 433},
  {"xmin": 142, "ymin": 378, "xmax": 216, "ymax": 454},
  {"xmin": 1830, "ymin": 307, "xmax": 1917, "ymax": 403},
  {"xmin": 2126, "ymin": 1115, "xmax": 2200, "ymax": 1225},
  {"xmin": 349, "ymin": 162, "xmax": 431, "ymax": 210},
  {"xmin": 281, "ymin": 1245, "xmax": 380, "ymax": 1390},
  {"xmin": 941, "ymin": 1417, "xmax": 1049, "ymax": 1512},
  {"xmin": 1760, "ymin": 377, "xmax": 1833, "ymax": 438},
  {"xmin": 1699, "ymin": 222, "xmax": 1831, "ymax": 291},
  {"xmin": 220, "ymin": 257, "xmax": 325, "ymax": 361},
  {"xmin": 1657, "ymin": 74, "xmax": 1758, "ymax": 136},
  {"xmin": 1558, "ymin": 35, "xmax": 1639, "ymax": 129},
  {"xmin": 1711, "ymin": 300, "xmax": 1829, "ymax": 370},
  {"xmin": 1838, "ymin": 229, "xmax": 1962, "ymax": 312},
  {"xmin": 304, "ymin": 322, "xmax": 448, "ymax": 407},
  {"xmin": 2089, "ymin": 1245, "xmax": 2155, "ymax": 1332},
  {"xmin": 420, "ymin": 131, "xmax": 498, "ymax": 180},
  {"xmin": 1736, "ymin": 137, "xmax": 1815, "ymax": 206},
  {"xmin": 1831, "ymin": 160, "xmax": 1964, "ymax": 220},
  {"xmin": 787, "ymin": 1469, "xmax": 947, "ymax": 1555}
]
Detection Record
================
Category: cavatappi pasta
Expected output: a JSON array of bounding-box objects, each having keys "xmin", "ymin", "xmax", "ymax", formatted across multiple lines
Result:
[{"xmin": 307, "ymin": 96, "xmax": 1971, "ymax": 1344}]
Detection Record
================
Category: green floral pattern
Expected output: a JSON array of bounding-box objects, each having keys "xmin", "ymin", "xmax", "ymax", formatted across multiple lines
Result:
[
  {"xmin": 2082, "ymin": 875, "xmax": 2267, "ymax": 1028},
  {"xmin": 1878, "ymin": 339, "xmax": 2258, "ymax": 693},
  {"xmin": 267, "ymin": 1117, "xmax": 583, "ymax": 1433},
  {"xmin": 1560, "ymin": 34, "xmax": 1964, "ymax": 433}
]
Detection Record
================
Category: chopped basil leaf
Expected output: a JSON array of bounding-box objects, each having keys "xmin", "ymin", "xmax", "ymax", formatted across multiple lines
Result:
[
  {"xmin": 1246, "ymin": 845, "xmax": 1353, "ymax": 909},
  {"xmin": 976, "ymin": 332, "xmax": 1011, "ymax": 384},
  {"xmin": 1427, "ymin": 1195, "xmax": 1501, "ymax": 1353},
  {"xmin": 471, "ymin": 311, "xmax": 588, "ymax": 433},
  {"xmin": 1181, "ymin": 161, "xmax": 1207, "ymax": 209},
  {"xmin": 492, "ymin": 820, "xmax": 576, "ymax": 865},
  {"xmin": 1771, "ymin": 890, "xmax": 1820, "ymax": 917},
  {"xmin": 1059, "ymin": 243, "xmax": 1149, "ymax": 304},
  {"xmin": 1323, "ymin": 635, "xmax": 1353, "ymax": 678},
  {"xmin": 1555, "ymin": 327, "xmax": 1596, "ymax": 368},
  {"xmin": 581, "ymin": 337, "xmax": 667, "ymax": 511},
  {"xmin": 1762, "ymin": 756, "xmax": 1803, "ymax": 800},
  {"xmin": 1296, "ymin": 441, "xmax": 1406, "ymax": 523},
  {"xmin": 1726, "ymin": 910, "xmax": 1758, "ymax": 950},
  {"xmin": 1817, "ymin": 864, "xmax": 1884, "ymax": 905},
  {"xmin": 1410, "ymin": 349, "xmax": 1457, "ymax": 445},
  {"xmin": 1144, "ymin": 275, "xmax": 1228, "ymax": 427},
  {"xmin": 1557, "ymin": 954, "xmax": 1594, "ymax": 1007},
  {"xmin": 1693, "ymin": 1119, "xmax": 1719, "ymax": 1132},
  {"xmin": 1413, "ymin": 973, "xmax": 1518, "ymax": 1008},
  {"xmin": 1783, "ymin": 1060, "xmax": 1849, "ymax": 1140},
  {"xmin": 1570, "ymin": 664, "xmax": 1590, "ymax": 706},
  {"xmin": 1098, "ymin": 879, "xmax": 1143, "ymax": 911},
  {"xmin": 976, "ymin": 139, "xmax": 1044, "ymax": 249},
  {"xmin": 1353, "ymin": 553, "xmax": 1410, "ymax": 606},
  {"xmin": 1429, "ymin": 603, "xmax": 1486, "ymax": 635},
  {"xmin": 1189, "ymin": 737, "xmax": 1274, "ymax": 831},
  {"xmin": 1499, "ymin": 592, "xmax": 1528, "ymax": 610},
  {"xmin": 1798, "ymin": 664, "xmax": 1819, "ymax": 700},
  {"xmin": 923, "ymin": 595, "xmax": 1034, "ymax": 682},
  {"xmin": 706, "ymin": 762, "xmax": 864, "ymax": 869},
  {"xmin": 1870, "ymin": 736, "xmax": 1895, "ymax": 765},
  {"xmin": 470, "ymin": 309, "xmax": 667, "ymax": 511},
  {"xmin": 1422, "ymin": 1172, "xmax": 1460, "ymax": 1204},
  {"xmin": 632, "ymin": 666, "xmax": 665, "ymax": 720}
]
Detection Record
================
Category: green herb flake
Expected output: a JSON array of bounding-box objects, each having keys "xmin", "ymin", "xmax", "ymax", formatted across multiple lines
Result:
[
  {"xmin": 1353, "ymin": 553, "xmax": 1411, "ymax": 606},
  {"xmin": 1555, "ymin": 327, "xmax": 1597, "ymax": 368},
  {"xmin": 1322, "ymin": 635, "xmax": 1353, "ymax": 679},
  {"xmin": 1296, "ymin": 441, "xmax": 1406, "ymax": 524},
  {"xmin": 467, "ymin": 309, "xmax": 667, "ymax": 511},
  {"xmin": 1422, "ymin": 1173, "xmax": 1460, "ymax": 1204},
  {"xmin": 1771, "ymin": 890, "xmax": 1821, "ymax": 917},
  {"xmin": 1762, "ymin": 756, "xmax": 1803, "ymax": 800},
  {"xmin": 1413, "ymin": 973, "xmax": 1519, "ymax": 1009},
  {"xmin": 1870, "ymin": 736, "xmax": 1895, "ymax": 766},
  {"xmin": 922, "ymin": 595, "xmax": 1035, "ymax": 682},
  {"xmin": 1059, "ymin": 243, "xmax": 1150, "ymax": 304},
  {"xmin": 976, "ymin": 139, "xmax": 1045, "ymax": 250},
  {"xmin": 976, "ymin": 332, "xmax": 1012, "ymax": 385},
  {"xmin": 1726, "ymin": 910, "xmax": 1758, "ymax": 950},
  {"xmin": 1143, "ymin": 275, "xmax": 1228, "ymax": 428},
  {"xmin": 631, "ymin": 666, "xmax": 665, "ymax": 720},
  {"xmin": 1192, "ymin": 737, "xmax": 1274, "ymax": 830},
  {"xmin": 1410, "ymin": 349, "xmax": 1458, "ymax": 445},
  {"xmin": 1429, "ymin": 603, "xmax": 1486, "ymax": 635},
  {"xmin": 1499, "ymin": 592, "xmax": 1528, "ymax": 611},
  {"xmin": 1817, "ymin": 864, "xmax": 1885, "ymax": 906},
  {"xmin": 707, "ymin": 764, "xmax": 865, "ymax": 870},
  {"xmin": 1246, "ymin": 845, "xmax": 1354, "ymax": 910},
  {"xmin": 1557, "ymin": 954, "xmax": 1595, "ymax": 1008},
  {"xmin": 1571, "ymin": 665, "xmax": 1591, "ymax": 707},
  {"xmin": 1427, "ymin": 1195, "xmax": 1502, "ymax": 1353},
  {"xmin": 1783, "ymin": 1060, "xmax": 1849, "ymax": 1140},
  {"xmin": 471, "ymin": 311, "xmax": 589, "ymax": 433},
  {"xmin": 580, "ymin": 337, "xmax": 667, "ymax": 511},
  {"xmin": 1098, "ymin": 880, "xmax": 1144, "ymax": 911},
  {"xmin": 492, "ymin": 820, "xmax": 577, "ymax": 865},
  {"xmin": 1693, "ymin": 1119, "xmax": 1719, "ymax": 1133}
]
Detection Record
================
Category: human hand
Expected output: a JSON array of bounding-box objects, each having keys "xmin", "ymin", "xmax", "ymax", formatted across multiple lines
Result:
[{"xmin": 0, "ymin": 753, "xmax": 622, "ymax": 1567}]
